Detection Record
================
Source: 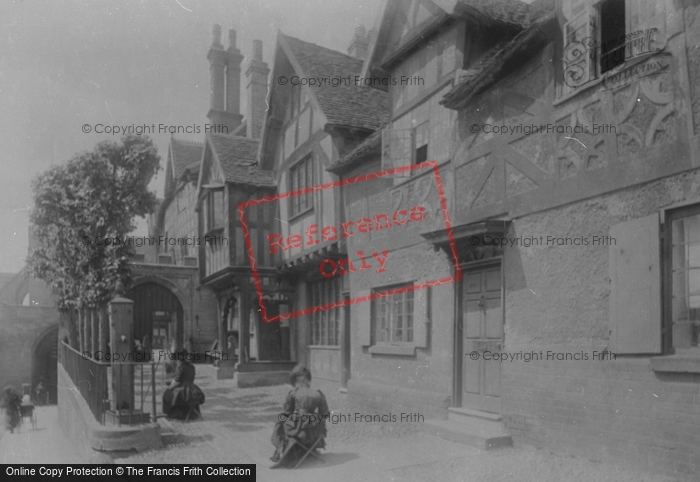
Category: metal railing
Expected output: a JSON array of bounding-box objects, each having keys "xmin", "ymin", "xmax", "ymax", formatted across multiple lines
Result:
[
  {"xmin": 59, "ymin": 342, "xmax": 170, "ymax": 425},
  {"xmin": 59, "ymin": 342, "xmax": 108, "ymax": 423}
]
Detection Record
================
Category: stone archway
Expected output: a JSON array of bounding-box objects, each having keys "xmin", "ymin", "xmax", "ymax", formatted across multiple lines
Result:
[
  {"xmin": 126, "ymin": 280, "xmax": 185, "ymax": 353},
  {"xmin": 31, "ymin": 324, "xmax": 58, "ymax": 404}
]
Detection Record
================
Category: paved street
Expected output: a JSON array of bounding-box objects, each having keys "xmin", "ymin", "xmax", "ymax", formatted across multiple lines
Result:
[
  {"xmin": 0, "ymin": 404, "xmax": 87, "ymax": 464},
  {"xmin": 110, "ymin": 365, "xmax": 691, "ymax": 482}
]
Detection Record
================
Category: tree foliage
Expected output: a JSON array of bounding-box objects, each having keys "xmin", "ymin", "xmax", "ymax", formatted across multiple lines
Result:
[{"xmin": 27, "ymin": 135, "xmax": 161, "ymax": 311}]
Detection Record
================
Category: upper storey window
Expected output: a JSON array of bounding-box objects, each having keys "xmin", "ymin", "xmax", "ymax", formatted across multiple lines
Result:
[{"xmin": 561, "ymin": 0, "xmax": 665, "ymax": 97}]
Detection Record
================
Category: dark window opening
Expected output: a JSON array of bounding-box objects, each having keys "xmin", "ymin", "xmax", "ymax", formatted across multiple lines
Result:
[
  {"xmin": 599, "ymin": 0, "xmax": 626, "ymax": 73},
  {"xmin": 415, "ymin": 144, "xmax": 428, "ymax": 164}
]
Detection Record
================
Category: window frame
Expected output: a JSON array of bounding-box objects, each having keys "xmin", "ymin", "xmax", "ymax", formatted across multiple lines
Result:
[
  {"xmin": 371, "ymin": 283, "xmax": 415, "ymax": 345},
  {"xmin": 308, "ymin": 277, "xmax": 341, "ymax": 347},
  {"xmin": 559, "ymin": 0, "xmax": 659, "ymax": 98},
  {"xmin": 288, "ymin": 155, "xmax": 314, "ymax": 218},
  {"xmin": 204, "ymin": 188, "xmax": 225, "ymax": 234},
  {"xmin": 664, "ymin": 203, "xmax": 700, "ymax": 354}
]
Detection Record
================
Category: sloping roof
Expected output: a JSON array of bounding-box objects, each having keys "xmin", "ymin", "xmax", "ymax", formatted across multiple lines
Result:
[
  {"xmin": 283, "ymin": 34, "xmax": 389, "ymax": 131},
  {"xmin": 169, "ymin": 138, "xmax": 203, "ymax": 179},
  {"xmin": 441, "ymin": 3, "xmax": 556, "ymax": 110},
  {"xmin": 453, "ymin": 0, "xmax": 531, "ymax": 30},
  {"xmin": 208, "ymin": 134, "xmax": 275, "ymax": 187},
  {"xmin": 327, "ymin": 125, "xmax": 386, "ymax": 174}
]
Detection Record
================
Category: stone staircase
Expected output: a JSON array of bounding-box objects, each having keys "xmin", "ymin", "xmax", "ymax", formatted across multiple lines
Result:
[{"xmin": 422, "ymin": 407, "xmax": 512, "ymax": 450}]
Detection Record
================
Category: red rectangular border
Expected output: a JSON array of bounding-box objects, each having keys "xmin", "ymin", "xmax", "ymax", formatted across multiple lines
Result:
[{"xmin": 239, "ymin": 159, "xmax": 461, "ymax": 323}]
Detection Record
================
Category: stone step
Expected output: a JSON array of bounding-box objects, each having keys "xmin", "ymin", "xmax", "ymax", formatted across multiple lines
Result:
[
  {"xmin": 448, "ymin": 406, "xmax": 502, "ymax": 423},
  {"xmin": 422, "ymin": 416, "xmax": 512, "ymax": 450}
]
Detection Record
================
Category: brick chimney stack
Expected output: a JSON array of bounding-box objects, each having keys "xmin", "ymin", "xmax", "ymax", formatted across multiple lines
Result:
[
  {"xmin": 245, "ymin": 39, "xmax": 269, "ymax": 139},
  {"xmin": 207, "ymin": 25, "xmax": 244, "ymax": 134},
  {"xmin": 347, "ymin": 25, "xmax": 370, "ymax": 60},
  {"xmin": 208, "ymin": 25, "xmax": 225, "ymax": 111},
  {"xmin": 226, "ymin": 29, "xmax": 242, "ymax": 119}
]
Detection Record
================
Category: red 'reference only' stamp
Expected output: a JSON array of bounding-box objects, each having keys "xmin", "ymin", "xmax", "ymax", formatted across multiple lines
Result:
[{"xmin": 238, "ymin": 160, "xmax": 460, "ymax": 323}]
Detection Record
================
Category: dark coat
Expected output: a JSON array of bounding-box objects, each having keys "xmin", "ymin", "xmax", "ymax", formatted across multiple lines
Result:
[
  {"xmin": 162, "ymin": 363, "xmax": 205, "ymax": 419},
  {"xmin": 271, "ymin": 385, "xmax": 330, "ymax": 467},
  {"xmin": 3, "ymin": 391, "xmax": 21, "ymax": 431}
]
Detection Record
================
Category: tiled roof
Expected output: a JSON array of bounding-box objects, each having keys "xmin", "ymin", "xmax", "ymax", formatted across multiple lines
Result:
[
  {"xmin": 328, "ymin": 125, "xmax": 385, "ymax": 174},
  {"xmin": 283, "ymin": 35, "xmax": 389, "ymax": 131},
  {"xmin": 526, "ymin": 0, "xmax": 556, "ymax": 23},
  {"xmin": 208, "ymin": 134, "xmax": 275, "ymax": 187},
  {"xmin": 170, "ymin": 138, "xmax": 203, "ymax": 179},
  {"xmin": 453, "ymin": 0, "xmax": 531, "ymax": 29},
  {"xmin": 441, "ymin": 5, "xmax": 555, "ymax": 109}
]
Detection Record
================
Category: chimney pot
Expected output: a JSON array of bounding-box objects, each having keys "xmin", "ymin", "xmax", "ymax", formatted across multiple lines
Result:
[
  {"xmin": 347, "ymin": 24, "xmax": 370, "ymax": 60},
  {"xmin": 253, "ymin": 40, "xmax": 263, "ymax": 61},
  {"xmin": 212, "ymin": 24, "xmax": 222, "ymax": 47},
  {"xmin": 228, "ymin": 29, "xmax": 237, "ymax": 50}
]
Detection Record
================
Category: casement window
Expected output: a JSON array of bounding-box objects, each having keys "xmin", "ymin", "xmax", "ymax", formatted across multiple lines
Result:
[
  {"xmin": 609, "ymin": 204, "xmax": 700, "ymax": 355},
  {"xmin": 381, "ymin": 121, "xmax": 431, "ymax": 176},
  {"xmin": 373, "ymin": 284, "xmax": 414, "ymax": 343},
  {"xmin": 289, "ymin": 155, "xmax": 314, "ymax": 217},
  {"xmin": 309, "ymin": 277, "xmax": 340, "ymax": 346},
  {"xmin": 561, "ymin": 0, "xmax": 665, "ymax": 96},
  {"xmin": 667, "ymin": 206, "xmax": 700, "ymax": 350},
  {"xmin": 205, "ymin": 189, "xmax": 225, "ymax": 232},
  {"xmin": 354, "ymin": 284, "xmax": 430, "ymax": 354}
]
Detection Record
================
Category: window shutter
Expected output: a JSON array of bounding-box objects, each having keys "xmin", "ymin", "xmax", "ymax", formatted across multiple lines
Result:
[
  {"xmin": 627, "ymin": 0, "xmax": 666, "ymax": 54},
  {"xmin": 356, "ymin": 289, "xmax": 372, "ymax": 346},
  {"xmin": 608, "ymin": 213, "xmax": 661, "ymax": 354},
  {"xmin": 413, "ymin": 288, "xmax": 429, "ymax": 348},
  {"xmin": 562, "ymin": 10, "xmax": 593, "ymax": 92}
]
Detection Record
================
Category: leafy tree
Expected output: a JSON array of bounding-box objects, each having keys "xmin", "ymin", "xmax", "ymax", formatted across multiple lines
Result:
[{"xmin": 27, "ymin": 135, "xmax": 161, "ymax": 349}]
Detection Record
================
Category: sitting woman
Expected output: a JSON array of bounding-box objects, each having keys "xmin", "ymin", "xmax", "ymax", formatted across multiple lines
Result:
[
  {"xmin": 270, "ymin": 365, "xmax": 330, "ymax": 468},
  {"xmin": 162, "ymin": 349, "xmax": 205, "ymax": 420},
  {"xmin": 2, "ymin": 386, "xmax": 22, "ymax": 433}
]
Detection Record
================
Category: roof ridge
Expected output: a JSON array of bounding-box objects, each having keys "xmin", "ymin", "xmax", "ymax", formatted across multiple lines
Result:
[
  {"xmin": 282, "ymin": 33, "xmax": 361, "ymax": 63},
  {"xmin": 171, "ymin": 137, "xmax": 203, "ymax": 147}
]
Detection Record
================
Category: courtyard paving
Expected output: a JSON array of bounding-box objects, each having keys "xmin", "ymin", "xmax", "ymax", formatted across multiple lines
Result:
[
  {"xmin": 0, "ymin": 364, "xmax": 692, "ymax": 481},
  {"xmin": 109, "ymin": 365, "xmax": 692, "ymax": 482}
]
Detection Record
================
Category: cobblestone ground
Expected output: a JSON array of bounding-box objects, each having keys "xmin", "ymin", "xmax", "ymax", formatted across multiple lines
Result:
[{"xmin": 113, "ymin": 365, "xmax": 693, "ymax": 482}]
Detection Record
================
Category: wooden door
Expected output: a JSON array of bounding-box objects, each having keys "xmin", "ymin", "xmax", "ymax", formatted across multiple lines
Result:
[{"xmin": 461, "ymin": 264, "xmax": 503, "ymax": 413}]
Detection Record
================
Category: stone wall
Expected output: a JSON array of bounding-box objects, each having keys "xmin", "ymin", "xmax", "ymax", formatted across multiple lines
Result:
[{"xmin": 500, "ymin": 169, "xmax": 700, "ymax": 476}]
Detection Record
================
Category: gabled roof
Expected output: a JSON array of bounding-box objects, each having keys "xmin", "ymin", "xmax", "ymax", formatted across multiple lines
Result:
[
  {"xmin": 280, "ymin": 34, "xmax": 389, "ymax": 131},
  {"xmin": 207, "ymin": 133, "xmax": 275, "ymax": 187},
  {"xmin": 441, "ymin": 0, "xmax": 556, "ymax": 110},
  {"xmin": 452, "ymin": 0, "xmax": 531, "ymax": 30},
  {"xmin": 362, "ymin": 0, "xmax": 531, "ymax": 79},
  {"xmin": 327, "ymin": 125, "xmax": 386, "ymax": 175},
  {"xmin": 169, "ymin": 138, "xmax": 203, "ymax": 179}
]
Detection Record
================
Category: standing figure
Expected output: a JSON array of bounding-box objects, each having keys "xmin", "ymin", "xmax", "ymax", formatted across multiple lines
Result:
[
  {"xmin": 270, "ymin": 365, "xmax": 330, "ymax": 468},
  {"xmin": 2, "ymin": 387, "xmax": 22, "ymax": 433}
]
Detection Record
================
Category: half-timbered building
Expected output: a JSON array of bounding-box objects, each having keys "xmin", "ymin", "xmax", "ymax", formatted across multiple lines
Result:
[
  {"xmin": 258, "ymin": 29, "xmax": 388, "ymax": 385},
  {"xmin": 332, "ymin": 0, "xmax": 700, "ymax": 476}
]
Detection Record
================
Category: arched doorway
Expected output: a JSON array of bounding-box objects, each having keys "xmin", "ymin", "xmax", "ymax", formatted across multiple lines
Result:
[
  {"xmin": 127, "ymin": 282, "xmax": 184, "ymax": 354},
  {"xmin": 32, "ymin": 325, "xmax": 58, "ymax": 404}
]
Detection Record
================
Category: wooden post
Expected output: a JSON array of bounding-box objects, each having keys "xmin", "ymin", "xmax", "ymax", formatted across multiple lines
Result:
[
  {"xmin": 109, "ymin": 296, "xmax": 134, "ymax": 412},
  {"xmin": 91, "ymin": 307, "xmax": 99, "ymax": 355},
  {"xmin": 151, "ymin": 362, "xmax": 157, "ymax": 423},
  {"xmin": 99, "ymin": 305, "xmax": 109, "ymax": 354}
]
